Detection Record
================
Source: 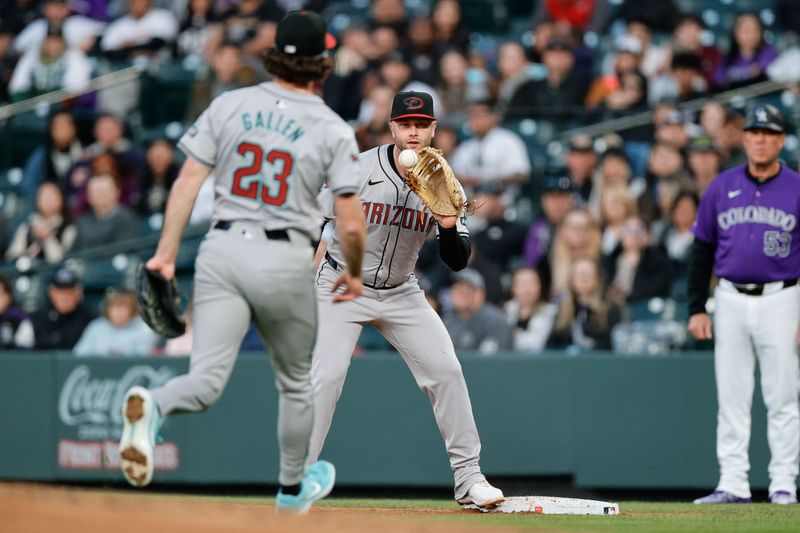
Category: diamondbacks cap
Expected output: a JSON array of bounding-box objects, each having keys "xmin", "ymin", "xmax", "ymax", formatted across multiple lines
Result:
[
  {"xmin": 744, "ymin": 104, "xmax": 785, "ymax": 133},
  {"xmin": 275, "ymin": 10, "xmax": 336, "ymax": 57},
  {"xmin": 390, "ymin": 91, "xmax": 435, "ymax": 121}
]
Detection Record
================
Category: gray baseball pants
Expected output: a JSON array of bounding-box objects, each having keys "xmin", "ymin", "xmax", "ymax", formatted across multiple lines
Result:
[
  {"xmin": 306, "ymin": 262, "xmax": 486, "ymax": 500},
  {"xmin": 151, "ymin": 222, "xmax": 317, "ymax": 486}
]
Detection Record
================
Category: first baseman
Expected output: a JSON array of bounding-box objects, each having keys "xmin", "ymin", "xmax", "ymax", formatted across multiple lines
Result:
[
  {"xmin": 118, "ymin": 11, "xmax": 366, "ymax": 514},
  {"xmin": 308, "ymin": 91, "xmax": 504, "ymax": 508},
  {"xmin": 689, "ymin": 104, "xmax": 800, "ymax": 505}
]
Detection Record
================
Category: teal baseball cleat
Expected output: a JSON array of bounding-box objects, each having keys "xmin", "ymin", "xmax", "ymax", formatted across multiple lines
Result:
[
  {"xmin": 118, "ymin": 386, "xmax": 161, "ymax": 487},
  {"xmin": 275, "ymin": 460, "xmax": 336, "ymax": 515}
]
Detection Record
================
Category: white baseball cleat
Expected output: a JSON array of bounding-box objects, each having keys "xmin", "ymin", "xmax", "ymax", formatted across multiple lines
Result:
[
  {"xmin": 458, "ymin": 480, "xmax": 505, "ymax": 508},
  {"xmin": 118, "ymin": 386, "xmax": 161, "ymax": 488}
]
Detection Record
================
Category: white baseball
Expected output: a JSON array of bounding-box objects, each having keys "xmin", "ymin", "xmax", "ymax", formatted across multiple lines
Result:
[{"xmin": 399, "ymin": 149, "xmax": 418, "ymax": 168}]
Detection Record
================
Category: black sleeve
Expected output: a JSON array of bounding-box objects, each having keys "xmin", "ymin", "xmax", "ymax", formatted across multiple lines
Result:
[
  {"xmin": 437, "ymin": 224, "xmax": 471, "ymax": 271},
  {"xmin": 687, "ymin": 237, "xmax": 716, "ymax": 316}
]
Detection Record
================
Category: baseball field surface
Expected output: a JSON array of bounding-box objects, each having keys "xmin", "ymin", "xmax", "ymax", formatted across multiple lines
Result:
[{"xmin": 3, "ymin": 482, "xmax": 799, "ymax": 532}]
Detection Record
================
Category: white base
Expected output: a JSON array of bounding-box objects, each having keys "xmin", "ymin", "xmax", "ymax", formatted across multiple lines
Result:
[{"xmin": 462, "ymin": 496, "xmax": 620, "ymax": 515}]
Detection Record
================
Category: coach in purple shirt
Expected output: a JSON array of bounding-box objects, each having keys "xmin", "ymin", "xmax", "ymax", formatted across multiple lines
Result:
[{"xmin": 688, "ymin": 104, "xmax": 800, "ymax": 505}]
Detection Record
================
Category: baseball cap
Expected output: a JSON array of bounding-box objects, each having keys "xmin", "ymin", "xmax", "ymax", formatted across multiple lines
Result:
[
  {"xmin": 615, "ymin": 34, "xmax": 642, "ymax": 55},
  {"xmin": 688, "ymin": 135, "xmax": 719, "ymax": 153},
  {"xmin": 744, "ymin": 104, "xmax": 785, "ymax": 133},
  {"xmin": 474, "ymin": 181, "xmax": 504, "ymax": 195},
  {"xmin": 661, "ymin": 109, "xmax": 684, "ymax": 126},
  {"xmin": 275, "ymin": 10, "xmax": 336, "ymax": 57},
  {"xmin": 50, "ymin": 267, "xmax": 80, "ymax": 288},
  {"xmin": 568, "ymin": 133, "xmax": 594, "ymax": 152},
  {"xmin": 390, "ymin": 91, "xmax": 436, "ymax": 121},
  {"xmin": 545, "ymin": 37, "xmax": 572, "ymax": 52},
  {"xmin": 542, "ymin": 174, "xmax": 575, "ymax": 194},
  {"xmin": 453, "ymin": 268, "xmax": 485, "ymax": 290}
]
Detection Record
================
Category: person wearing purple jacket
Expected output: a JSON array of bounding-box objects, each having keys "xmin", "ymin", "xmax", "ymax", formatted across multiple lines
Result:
[
  {"xmin": 688, "ymin": 104, "xmax": 800, "ymax": 505},
  {"xmin": 713, "ymin": 13, "xmax": 778, "ymax": 90}
]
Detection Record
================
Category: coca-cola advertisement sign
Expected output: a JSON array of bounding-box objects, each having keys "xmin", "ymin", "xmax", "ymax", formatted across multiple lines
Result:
[{"xmin": 56, "ymin": 362, "xmax": 180, "ymax": 473}]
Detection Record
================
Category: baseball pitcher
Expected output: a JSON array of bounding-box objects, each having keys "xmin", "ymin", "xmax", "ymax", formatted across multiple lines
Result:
[
  {"xmin": 689, "ymin": 104, "xmax": 800, "ymax": 505},
  {"xmin": 308, "ymin": 91, "xmax": 504, "ymax": 508},
  {"xmin": 118, "ymin": 11, "xmax": 366, "ymax": 514}
]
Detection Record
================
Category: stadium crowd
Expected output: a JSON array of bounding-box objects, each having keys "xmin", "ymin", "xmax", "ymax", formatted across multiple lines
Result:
[{"xmin": 1, "ymin": 0, "xmax": 799, "ymax": 356}]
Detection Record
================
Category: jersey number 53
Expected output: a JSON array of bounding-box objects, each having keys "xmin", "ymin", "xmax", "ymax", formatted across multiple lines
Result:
[
  {"xmin": 763, "ymin": 230, "xmax": 792, "ymax": 258},
  {"xmin": 232, "ymin": 142, "xmax": 293, "ymax": 206}
]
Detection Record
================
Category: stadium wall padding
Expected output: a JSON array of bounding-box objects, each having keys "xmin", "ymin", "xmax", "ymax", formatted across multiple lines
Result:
[{"xmin": 0, "ymin": 352, "xmax": 772, "ymax": 489}]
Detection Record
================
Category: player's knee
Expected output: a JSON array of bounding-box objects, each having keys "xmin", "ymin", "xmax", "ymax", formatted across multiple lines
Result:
[
  {"xmin": 431, "ymin": 358, "xmax": 466, "ymax": 386},
  {"xmin": 191, "ymin": 373, "xmax": 226, "ymax": 409}
]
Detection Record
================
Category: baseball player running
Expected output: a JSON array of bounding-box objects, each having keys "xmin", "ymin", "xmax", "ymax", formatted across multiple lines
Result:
[
  {"xmin": 118, "ymin": 11, "xmax": 366, "ymax": 514},
  {"xmin": 308, "ymin": 91, "xmax": 504, "ymax": 508},
  {"xmin": 689, "ymin": 104, "xmax": 800, "ymax": 505}
]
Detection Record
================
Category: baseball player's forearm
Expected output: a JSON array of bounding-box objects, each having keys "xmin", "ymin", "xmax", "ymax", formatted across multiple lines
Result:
[
  {"xmin": 334, "ymin": 194, "xmax": 366, "ymax": 277},
  {"xmin": 156, "ymin": 158, "xmax": 211, "ymax": 262},
  {"xmin": 438, "ymin": 224, "xmax": 471, "ymax": 271},
  {"xmin": 687, "ymin": 238, "xmax": 716, "ymax": 316}
]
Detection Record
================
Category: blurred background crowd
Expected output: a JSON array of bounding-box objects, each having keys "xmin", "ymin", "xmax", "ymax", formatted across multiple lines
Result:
[{"xmin": 1, "ymin": 0, "xmax": 799, "ymax": 357}]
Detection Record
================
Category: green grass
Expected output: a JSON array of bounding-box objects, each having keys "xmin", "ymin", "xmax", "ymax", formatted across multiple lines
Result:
[{"xmin": 183, "ymin": 494, "xmax": 800, "ymax": 532}]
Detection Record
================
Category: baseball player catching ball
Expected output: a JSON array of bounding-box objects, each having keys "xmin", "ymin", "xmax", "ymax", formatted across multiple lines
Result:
[
  {"xmin": 118, "ymin": 11, "xmax": 366, "ymax": 514},
  {"xmin": 689, "ymin": 104, "xmax": 800, "ymax": 505},
  {"xmin": 308, "ymin": 90, "xmax": 505, "ymax": 508}
]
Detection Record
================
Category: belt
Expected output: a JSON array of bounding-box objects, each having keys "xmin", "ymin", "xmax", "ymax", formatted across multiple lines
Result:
[
  {"xmin": 324, "ymin": 252, "xmax": 402, "ymax": 290},
  {"xmin": 214, "ymin": 220, "xmax": 289, "ymax": 241},
  {"xmin": 723, "ymin": 278, "xmax": 799, "ymax": 296}
]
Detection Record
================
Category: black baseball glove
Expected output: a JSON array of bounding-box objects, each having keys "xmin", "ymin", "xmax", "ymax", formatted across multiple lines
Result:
[{"xmin": 136, "ymin": 264, "xmax": 186, "ymax": 338}]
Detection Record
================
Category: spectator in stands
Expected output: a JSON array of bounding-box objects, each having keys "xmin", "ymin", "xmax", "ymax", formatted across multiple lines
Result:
[
  {"xmin": 72, "ymin": 173, "xmax": 140, "ymax": 251},
  {"xmin": 669, "ymin": 13, "xmax": 721, "ymax": 90},
  {"xmin": 370, "ymin": 0, "xmax": 407, "ymax": 37},
  {"xmin": 504, "ymin": 267, "xmax": 557, "ymax": 353},
  {"xmin": 699, "ymin": 100, "xmax": 727, "ymax": 142},
  {"xmin": 639, "ymin": 141, "xmax": 692, "ymax": 223},
  {"xmin": 528, "ymin": 20, "xmax": 555, "ymax": 64},
  {"xmin": 564, "ymin": 134, "xmax": 597, "ymax": 204},
  {"xmin": 495, "ymin": 42, "xmax": 538, "ymax": 116},
  {"xmin": 0, "ymin": 24, "xmax": 17, "ymax": 103},
  {"xmin": 531, "ymin": 0, "xmax": 613, "ymax": 33},
  {"xmin": 587, "ymin": 147, "xmax": 638, "ymax": 219},
  {"xmin": 0, "ymin": 275, "xmax": 34, "ymax": 349},
  {"xmin": 654, "ymin": 109, "xmax": 690, "ymax": 150},
  {"xmin": 717, "ymin": 108, "xmax": 747, "ymax": 169},
  {"xmin": 713, "ymin": 13, "xmax": 778, "ymax": 90},
  {"xmin": 450, "ymin": 100, "xmax": 531, "ymax": 201},
  {"xmin": 100, "ymin": 0, "xmax": 178, "ymax": 60},
  {"xmin": 603, "ymin": 216, "xmax": 673, "ymax": 307},
  {"xmin": 21, "ymin": 110, "xmax": 84, "ymax": 204},
  {"xmin": 173, "ymin": 0, "xmax": 220, "ymax": 62},
  {"xmin": 585, "ymin": 34, "xmax": 648, "ymax": 117},
  {"xmin": 538, "ymin": 208, "xmax": 602, "ymax": 300},
  {"xmin": 651, "ymin": 190, "xmax": 698, "ymax": 273},
  {"xmin": 599, "ymin": 184, "xmax": 638, "ymax": 256},
  {"xmin": 13, "ymin": 0, "xmax": 104, "ymax": 54},
  {"xmin": 209, "ymin": 0, "xmax": 283, "ymax": 60},
  {"xmin": 30, "ymin": 267, "xmax": 95, "ymax": 350},
  {"xmin": 355, "ymin": 84, "xmax": 393, "ymax": 151},
  {"xmin": 505, "ymin": 37, "xmax": 587, "ymax": 123},
  {"xmin": 615, "ymin": 0, "xmax": 680, "ymax": 35},
  {"xmin": 375, "ymin": 52, "xmax": 443, "ymax": 113},
  {"xmin": 9, "ymin": 21, "xmax": 91, "ymax": 101},
  {"xmin": 80, "ymin": 113, "xmax": 145, "ymax": 201},
  {"xmin": 649, "ymin": 51, "xmax": 707, "ymax": 105},
  {"xmin": 431, "ymin": 0, "xmax": 470, "ymax": 53},
  {"xmin": 324, "ymin": 23, "xmax": 371, "ymax": 122},
  {"xmin": 403, "ymin": 16, "xmax": 438, "ymax": 86},
  {"xmin": 6, "ymin": 181, "xmax": 76, "ymax": 264},
  {"xmin": 523, "ymin": 174, "xmax": 575, "ymax": 268},
  {"xmin": 436, "ymin": 49, "xmax": 489, "ymax": 128},
  {"xmin": 74, "ymin": 288, "xmax": 158, "ymax": 356},
  {"xmin": 443, "ymin": 268, "xmax": 513, "ymax": 354},
  {"xmin": 470, "ymin": 182, "xmax": 529, "ymax": 274},
  {"xmin": 432, "ymin": 124, "xmax": 459, "ymax": 159},
  {"xmin": 547, "ymin": 256, "xmax": 619, "ymax": 351},
  {"xmin": 686, "ymin": 135, "xmax": 721, "ymax": 194},
  {"xmin": 138, "ymin": 138, "xmax": 179, "ymax": 215}
]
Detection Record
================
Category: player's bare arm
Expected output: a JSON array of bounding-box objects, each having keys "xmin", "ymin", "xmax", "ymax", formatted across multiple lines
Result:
[
  {"xmin": 147, "ymin": 157, "xmax": 212, "ymax": 280},
  {"xmin": 332, "ymin": 193, "xmax": 366, "ymax": 302}
]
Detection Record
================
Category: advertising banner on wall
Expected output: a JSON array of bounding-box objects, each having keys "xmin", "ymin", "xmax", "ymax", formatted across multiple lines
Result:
[{"xmin": 55, "ymin": 360, "xmax": 183, "ymax": 478}]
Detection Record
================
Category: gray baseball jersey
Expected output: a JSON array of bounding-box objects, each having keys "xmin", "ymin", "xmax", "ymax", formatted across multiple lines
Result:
[
  {"xmin": 148, "ymin": 81, "xmax": 362, "ymax": 489},
  {"xmin": 318, "ymin": 144, "xmax": 469, "ymax": 287},
  {"xmin": 178, "ymin": 81, "xmax": 361, "ymax": 237},
  {"xmin": 309, "ymin": 143, "xmax": 487, "ymax": 501}
]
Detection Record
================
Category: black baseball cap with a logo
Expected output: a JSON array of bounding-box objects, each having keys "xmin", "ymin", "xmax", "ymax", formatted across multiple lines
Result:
[
  {"xmin": 276, "ymin": 11, "xmax": 337, "ymax": 57},
  {"xmin": 744, "ymin": 104, "xmax": 785, "ymax": 133},
  {"xmin": 390, "ymin": 91, "xmax": 436, "ymax": 121}
]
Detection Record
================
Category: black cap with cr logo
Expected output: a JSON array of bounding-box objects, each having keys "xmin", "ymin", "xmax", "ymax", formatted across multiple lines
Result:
[{"xmin": 390, "ymin": 91, "xmax": 436, "ymax": 121}]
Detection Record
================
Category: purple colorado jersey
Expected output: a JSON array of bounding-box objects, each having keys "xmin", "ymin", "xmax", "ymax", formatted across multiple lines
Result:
[{"xmin": 692, "ymin": 164, "xmax": 800, "ymax": 284}]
